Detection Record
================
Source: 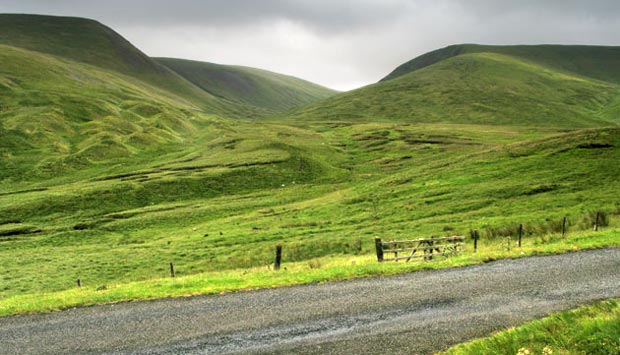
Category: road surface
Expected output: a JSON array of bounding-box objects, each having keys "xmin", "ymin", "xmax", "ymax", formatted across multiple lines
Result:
[{"xmin": 1, "ymin": 248, "xmax": 619, "ymax": 354}]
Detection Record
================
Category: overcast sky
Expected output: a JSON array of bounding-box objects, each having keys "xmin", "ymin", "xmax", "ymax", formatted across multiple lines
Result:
[{"xmin": 1, "ymin": 0, "xmax": 620, "ymax": 90}]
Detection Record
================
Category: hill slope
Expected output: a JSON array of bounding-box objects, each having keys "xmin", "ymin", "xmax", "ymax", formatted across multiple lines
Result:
[
  {"xmin": 156, "ymin": 58, "xmax": 337, "ymax": 112},
  {"xmin": 0, "ymin": 14, "xmax": 272, "ymax": 117},
  {"xmin": 3, "ymin": 120, "xmax": 620, "ymax": 298},
  {"xmin": 382, "ymin": 44, "xmax": 620, "ymax": 84},
  {"xmin": 0, "ymin": 14, "xmax": 165, "ymax": 79},
  {"xmin": 0, "ymin": 43, "xmax": 215, "ymax": 179},
  {"xmin": 0, "ymin": 14, "xmax": 341, "ymax": 181},
  {"xmin": 1, "ymin": 14, "xmax": 620, "ymax": 316},
  {"xmin": 285, "ymin": 52, "xmax": 620, "ymax": 127}
]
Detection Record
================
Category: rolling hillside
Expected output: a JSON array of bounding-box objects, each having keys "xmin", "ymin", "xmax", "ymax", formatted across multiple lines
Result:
[
  {"xmin": 0, "ymin": 14, "xmax": 237, "ymax": 114},
  {"xmin": 0, "ymin": 14, "xmax": 169, "ymax": 80},
  {"xmin": 0, "ymin": 14, "xmax": 333, "ymax": 118},
  {"xmin": 156, "ymin": 58, "xmax": 337, "ymax": 112},
  {"xmin": 382, "ymin": 44, "xmax": 620, "ymax": 84},
  {"xmin": 1, "ymin": 14, "xmax": 620, "ymax": 310},
  {"xmin": 285, "ymin": 52, "xmax": 620, "ymax": 127},
  {"xmin": 0, "ymin": 14, "xmax": 343, "ymax": 181},
  {"xmin": 0, "ymin": 43, "xmax": 213, "ymax": 180},
  {"xmin": 3, "ymin": 121, "xmax": 620, "ymax": 298}
]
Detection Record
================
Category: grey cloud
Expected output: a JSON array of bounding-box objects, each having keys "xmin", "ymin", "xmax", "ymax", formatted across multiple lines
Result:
[
  {"xmin": 1, "ymin": 0, "xmax": 620, "ymax": 90},
  {"xmin": 3, "ymin": 0, "xmax": 620, "ymax": 34},
  {"xmin": 0, "ymin": 0, "xmax": 411, "ymax": 33},
  {"xmin": 458, "ymin": 0, "xmax": 620, "ymax": 19}
]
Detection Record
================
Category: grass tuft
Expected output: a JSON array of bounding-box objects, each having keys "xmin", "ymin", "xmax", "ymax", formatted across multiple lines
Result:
[{"xmin": 440, "ymin": 299, "xmax": 620, "ymax": 355}]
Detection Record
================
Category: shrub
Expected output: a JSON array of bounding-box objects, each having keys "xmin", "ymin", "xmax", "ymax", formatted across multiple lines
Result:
[
  {"xmin": 588, "ymin": 210, "xmax": 609, "ymax": 229},
  {"xmin": 307, "ymin": 259, "xmax": 321, "ymax": 269}
]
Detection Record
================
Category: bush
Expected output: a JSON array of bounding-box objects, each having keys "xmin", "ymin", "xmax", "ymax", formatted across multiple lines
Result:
[
  {"xmin": 588, "ymin": 210, "xmax": 609, "ymax": 229},
  {"xmin": 307, "ymin": 259, "xmax": 321, "ymax": 269}
]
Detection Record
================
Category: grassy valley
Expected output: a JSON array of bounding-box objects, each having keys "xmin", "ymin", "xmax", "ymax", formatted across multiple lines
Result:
[
  {"xmin": 0, "ymin": 14, "xmax": 334, "ymax": 119},
  {"xmin": 3, "ymin": 120, "xmax": 620, "ymax": 301},
  {"xmin": 1, "ymin": 14, "xmax": 620, "ymax": 317}
]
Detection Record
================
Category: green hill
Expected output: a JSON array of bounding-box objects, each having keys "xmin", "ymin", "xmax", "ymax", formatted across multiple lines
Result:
[
  {"xmin": 0, "ymin": 14, "xmax": 338, "ymax": 182},
  {"xmin": 0, "ymin": 43, "xmax": 215, "ymax": 179},
  {"xmin": 286, "ymin": 52, "xmax": 620, "ymax": 127},
  {"xmin": 382, "ymin": 44, "xmax": 620, "ymax": 84},
  {"xmin": 2, "ymin": 15, "xmax": 620, "ymax": 314},
  {"xmin": 0, "ymin": 14, "xmax": 272, "ymax": 117},
  {"xmin": 156, "ymin": 58, "xmax": 337, "ymax": 112},
  {"xmin": 0, "ymin": 14, "xmax": 165, "ymax": 79}
]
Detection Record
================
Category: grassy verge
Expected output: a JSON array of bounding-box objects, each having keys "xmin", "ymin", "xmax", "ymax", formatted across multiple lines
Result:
[
  {"xmin": 438, "ymin": 299, "xmax": 620, "ymax": 355},
  {"xmin": 1, "ymin": 228, "xmax": 618, "ymax": 317}
]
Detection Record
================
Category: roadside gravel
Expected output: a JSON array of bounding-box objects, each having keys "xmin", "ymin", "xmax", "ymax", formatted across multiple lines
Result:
[{"xmin": 1, "ymin": 248, "xmax": 619, "ymax": 354}]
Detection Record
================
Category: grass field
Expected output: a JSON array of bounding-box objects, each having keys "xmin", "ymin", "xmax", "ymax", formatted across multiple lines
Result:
[
  {"xmin": 2, "ymin": 121, "xmax": 620, "ymax": 311},
  {"xmin": 439, "ymin": 299, "xmax": 620, "ymax": 355},
  {"xmin": 1, "ymin": 227, "xmax": 618, "ymax": 317},
  {"xmin": 1, "ymin": 14, "xmax": 620, "ymax": 319}
]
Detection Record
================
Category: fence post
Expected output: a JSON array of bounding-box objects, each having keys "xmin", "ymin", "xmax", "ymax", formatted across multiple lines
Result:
[
  {"xmin": 374, "ymin": 238, "xmax": 384, "ymax": 262},
  {"xmin": 594, "ymin": 212, "xmax": 600, "ymax": 231},
  {"xmin": 518, "ymin": 224, "xmax": 523, "ymax": 247},
  {"xmin": 274, "ymin": 245, "xmax": 282, "ymax": 270},
  {"xmin": 471, "ymin": 230, "xmax": 479, "ymax": 253},
  {"xmin": 392, "ymin": 239, "xmax": 398, "ymax": 261},
  {"xmin": 77, "ymin": 279, "xmax": 81, "ymax": 288},
  {"xmin": 170, "ymin": 262, "xmax": 175, "ymax": 278},
  {"xmin": 428, "ymin": 239, "xmax": 434, "ymax": 260},
  {"xmin": 561, "ymin": 216, "xmax": 567, "ymax": 238}
]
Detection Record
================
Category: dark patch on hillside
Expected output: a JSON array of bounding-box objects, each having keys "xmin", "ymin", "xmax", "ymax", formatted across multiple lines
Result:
[
  {"xmin": 0, "ymin": 187, "xmax": 49, "ymax": 197},
  {"xmin": 577, "ymin": 142, "xmax": 613, "ymax": 149},
  {"xmin": 0, "ymin": 225, "xmax": 41, "ymax": 237},
  {"xmin": 524, "ymin": 184, "xmax": 559, "ymax": 196}
]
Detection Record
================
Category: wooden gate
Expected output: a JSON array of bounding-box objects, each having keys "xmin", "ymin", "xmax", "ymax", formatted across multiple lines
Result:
[{"xmin": 374, "ymin": 236, "xmax": 465, "ymax": 262}]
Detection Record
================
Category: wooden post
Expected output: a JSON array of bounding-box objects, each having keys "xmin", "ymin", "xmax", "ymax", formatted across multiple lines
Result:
[
  {"xmin": 392, "ymin": 240, "xmax": 398, "ymax": 261},
  {"xmin": 594, "ymin": 212, "xmax": 600, "ymax": 231},
  {"xmin": 274, "ymin": 245, "xmax": 282, "ymax": 270},
  {"xmin": 170, "ymin": 262, "xmax": 175, "ymax": 278},
  {"xmin": 374, "ymin": 238, "xmax": 384, "ymax": 262},
  {"xmin": 77, "ymin": 279, "xmax": 81, "ymax": 288},
  {"xmin": 561, "ymin": 216, "xmax": 567, "ymax": 238},
  {"xmin": 428, "ymin": 240, "xmax": 434, "ymax": 260},
  {"xmin": 472, "ymin": 230, "xmax": 479, "ymax": 253},
  {"xmin": 518, "ymin": 224, "xmax": 523, "ymax": 248}
]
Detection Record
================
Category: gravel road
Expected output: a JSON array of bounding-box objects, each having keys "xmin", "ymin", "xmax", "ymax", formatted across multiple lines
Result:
[{"xmin": 1, "ymin": 249, "xmax": 619, "ymax": 355}]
